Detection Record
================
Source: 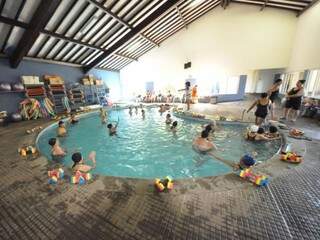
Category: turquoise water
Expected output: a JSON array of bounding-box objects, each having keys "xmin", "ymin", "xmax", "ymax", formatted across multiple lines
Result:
[{"xmin": 37, "ymin": 108, "xmax": 281, "ymax": 179}]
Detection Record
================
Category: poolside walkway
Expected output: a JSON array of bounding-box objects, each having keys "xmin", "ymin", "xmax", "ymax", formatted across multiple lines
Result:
[{"xmin": 0, "ymin": 100, "xmax": 319, "ymax": 240}]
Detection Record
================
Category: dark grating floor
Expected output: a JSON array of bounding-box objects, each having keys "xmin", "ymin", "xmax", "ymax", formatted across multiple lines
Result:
[{"xmin": 0, "ymin": 102, "xmax": 319, "ymax": 240}]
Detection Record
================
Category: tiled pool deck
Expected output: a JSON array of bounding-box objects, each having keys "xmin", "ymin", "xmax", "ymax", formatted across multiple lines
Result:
[{"xmin": 0, "ymin": 101, "xmax": 319, "ymax": 240}]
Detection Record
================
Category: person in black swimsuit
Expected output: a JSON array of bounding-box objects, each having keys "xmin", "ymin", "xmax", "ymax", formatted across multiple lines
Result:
[
  {"xmin": 268, "ymin": 79, "xmax": 282, "ymax": 120},
  {"xmin": 281, "ymin": 80, "xmax": 305, "ymax": 122},
  {"xmin": 247, "ymin": 93, "xmax": 272, "ymax": 126}
]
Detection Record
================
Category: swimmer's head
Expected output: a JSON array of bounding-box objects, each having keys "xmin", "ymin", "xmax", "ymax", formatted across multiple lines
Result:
[
  {"xmin": 269, "ymin": 125, "xmax": 278, "ymax": 133},
  {"xmin": 261, "ymin": 92, "xmax": 268, "ymax": 98},
  {"xmin": 205, "ymin": 124, "xmax": 213, "ymax": 133},
  {"xmin": 185, "ymin": 81, "xmax": 191, "ymax": 87},
  {"xmin": 48, "ymin": 138, "xmax": 56, "ymax": 146},
  {"xmin": 172, "ymin": 121, "xmax": 178, "ymax": 127},
  {"xmin": 257, "ymin": 127, "xmax": 265, "ymax": 134},
  {"xmin": 250, "ymin": 125, "xmax": 259, "ymax": 133},
  {"xmin": 201, "ymin": 130, "xmax": 209, "ymax": 138},
  {"xmin": 241, "ymin": 154, "xmax": 256, "ymax": 167},
  {"xmin": 166, "ymin": 114, "xmax": 171, "ymax": 118},
  {"xmin": 58, "ymin": 121, "xmax": 64, "ymax": 127},
  {"xmin": 72, "ymin": 152, "xmax": 82, "ymax": 167},
  {"xmin": 107, "ymin": 123, "xmax": 112, "ymax": 129}
]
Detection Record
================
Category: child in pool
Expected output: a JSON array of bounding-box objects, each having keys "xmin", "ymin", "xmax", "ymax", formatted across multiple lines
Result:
[
  {"xmin": 233, "ymin": 154, "xmax": 256, "ymax": 170},
  {"xmin": 165, "ymin": 113, "xmax": 172, "ymax": 124},
  {"xmin": 159, "ymin": 104, "xmax": 165, "ymax": 113},
  {"xmin": 57, "ymin": 121, "xmax": 67, "ymax": 137},
  {"xmin": 171, "ymin": 121, "xmax": 178, "ymax": 132},
  {"xmin": 246, "ymin": 125, "xmax": 279, "ymax": 141},
  {"xmin": 192, "ymin": 130, "xmax": 217, "ymax": 152},
  {"xmin": 100, "ymin": 108, "xmax": 107, "ymax": 124},
  {"xmin": 265, "ymin": 125, "xmax": 280, "ymax": 139},
  {"xmin": 107, "ymin": 123, "xmax": 118, "ymax": 136},
  {"xmin": 72, "ymin": 151, "xmax": 96, "ymax": 173},
  {"xmin": 69, "ymin": 113, "xmax": 79, "ymax": 124},
  {"xmin": 48, "ymin": 138, "xmax": 66, "ymax": 157}
]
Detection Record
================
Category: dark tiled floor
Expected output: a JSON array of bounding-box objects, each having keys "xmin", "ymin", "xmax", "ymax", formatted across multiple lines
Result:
[{"xmin": 0, "ymin": 101, "xmax": 319, "ymax": 240}]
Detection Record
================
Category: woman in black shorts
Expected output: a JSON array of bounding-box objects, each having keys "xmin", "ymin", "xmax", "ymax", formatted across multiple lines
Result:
[
  {"xmin": 281, "ymin": 80, "xmax": 305, "ymax": 122},
  {"xmin": 268, "ymin": 79, "xmax": 282, "ymax": 120},
  {"xmin": 247, "ymin": 92, "xmax": 272, "ymax": 126}
]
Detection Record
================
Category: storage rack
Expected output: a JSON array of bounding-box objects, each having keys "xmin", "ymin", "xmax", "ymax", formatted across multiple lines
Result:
[
  {"xmin": 46, "ymin": 84, "xmax": 68, "ymax": 114},
  {"xmin": 68, "ymin": 87, "xmax": 85, "ymax": 110}
]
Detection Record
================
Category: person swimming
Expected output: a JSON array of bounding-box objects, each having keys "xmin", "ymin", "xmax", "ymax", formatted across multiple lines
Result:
[
  {"xmin": 233, "ymin": 154, "xmax": 256, "ymax": 170},
  {"xmin": 165, "ymin": 113, "xmax": 172, "ymax": 124},
  {"xmin": 192, "ymin": 130, "xmax": 217, "ymax": 152},
  {"xmin": 170, "ymin": 121, "xmax": 178, "ymax": 132},
  {"xmin": 57, "ymin": 121, "xmax": 67, "ymax": 137},
  {"xmin": 48, "ymin": 138, "xmax": 66, "ymax": 157},
  {"xmin": 107, "ymin": 123, "xmax": 118, "ymax": 136},
  {"xmin": 100, "ymin": 108, "xmax": 107, "ymax": 124},
  {"xmin": 264, "ymin": 125, "xmax": 280, "ymax": 139},
  {"xmin": 246, "ymin": 125, "xmax": 279, "ymax": 141},
  {"xmin": 69, "ymin": 113, "xmax": 79, "ymax": 124},
  {"xmin": 71, "ymin": 151, "xmax": 96, "ymax": 173}
]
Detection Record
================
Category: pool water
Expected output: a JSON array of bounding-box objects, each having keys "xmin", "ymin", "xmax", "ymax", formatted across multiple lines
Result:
[{"xmin": 37, "ymin": 108, "xmax": 281, "ymax": 179}]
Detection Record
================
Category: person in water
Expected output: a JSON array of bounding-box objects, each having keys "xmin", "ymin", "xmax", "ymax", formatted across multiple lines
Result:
[
  {"xmin": 100, "ymin": 108, "xmax": 107, "ymax": 124},
  {"xmin": 107, "ymin": 123, "xmax": 118, "ymax": 136},
  {"xmin": 170, "ymin": 121, "xmax": 178, "ymax": 132},
  {"xmin": 48, "ymin": 138, "xmax": 66, "ymax": 157},
  {"xmin": 69, "ymin": 113, "xmax": 79, "ymax": 124},
  {"xmin": 268, "ymin": 79, "xmax": 282, "ymax": 120},
  {"xmin": 141, "ymin": 109, "xmax": 145, "ymax": 119},
  {"xmin": 129, "ymin": 106, "xmax": 133, "ymax": 116},
  {"xmin": 165, "ymin": 113, "xmax": 172, "ymax": 124},
  {"xmin": 159, "ymin": 104, "xmax": 166, "ymax": 113},
  {"xmin": 233, "ymin": 154, "xmax": 257, "ymax": 170},
  {"xmin": 247, "ymin": 93, "xmax": 272, "ymax": 126},
  {"xmin": 72, "ymin": 151, "xmax": 96, "ymax": 173},
  {"xmin": 179, "ymin": 81, "xmax": 191, "ymax": 111},
  {"xmin": 135, "ymin": 106, "xmax": 138, "ymax": 114},
  {"xmin": 246, "ymin": 125, "xmax": 279, "ymax": 141},
  {"xmin": 193, "ymin": 130, "xmax": 217, "ymax": 152},
  {"xmin": 265, "ymin": 125, "xmax": 280, "ymax": 139},
  {"xmin": 57, "ymin": 121, "xmax": 67, "ymax": 137},
  {"xmin": 281, "ymin": 79, "xmax": 305, "ymax": 122}
]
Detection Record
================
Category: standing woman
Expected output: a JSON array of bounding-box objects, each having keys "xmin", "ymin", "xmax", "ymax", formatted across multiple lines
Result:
[
  {"xmin": 268, "ymin": 79, "xmax": 282, "ymax": 120},
  {"xmin": 281, "ymin": 79, "xmax": 305, "ymax": 122},
  {"xmin": 247, "ymin": 93, "xmax": 272, "ymax": 126}
]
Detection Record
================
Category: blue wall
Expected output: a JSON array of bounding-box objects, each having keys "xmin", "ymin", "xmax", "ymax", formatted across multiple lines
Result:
[{"xmin": 0, "ymin": 57, "xmax": 120, "ymax": 114}]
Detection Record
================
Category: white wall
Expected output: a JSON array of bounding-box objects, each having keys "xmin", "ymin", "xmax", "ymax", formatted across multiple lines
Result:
[
  {"xmin": 120, "ymin": 3, "xmax": 297, "ymax": 98},
  {"xmin": 289, "ymin": 2, "xmax": 320, "ymax": 71}
]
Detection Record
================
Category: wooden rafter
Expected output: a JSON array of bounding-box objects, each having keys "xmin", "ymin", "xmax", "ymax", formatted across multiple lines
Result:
[
  {"xmin": 9, "ymin": 0, "xmax": 61, "ymax": 68},
  {"xmin": 297, "ymin": 0, "xmax": 320, "ymax": 16},
  {"xmin": 86, "ymin": 0, "xmax": 132, "ymax": 28},
  {"xmin": 114, "ymin": 53, "xmax": 138, "ymax": 62},
  {"xmin": 83, "ymin": 0, "xmax": 180, "ymax": 73},
  {"xmin": 0, "ymin": 16, "xmax": 104, "ymax": 51},
  {"xmin": 176, "ymin": 5, "xmax": 188, "ymax": 29}
]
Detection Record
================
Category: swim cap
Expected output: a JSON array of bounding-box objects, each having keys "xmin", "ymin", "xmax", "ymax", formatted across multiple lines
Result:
[
  {"xmin": 242, "ymin": 154, "xmax": 256, "ymax": 167},
  {"xmin": 48, "ymin": 138, "xmax": 56, "ymax": 146},
  {"xmin": 250, "ymin": 125, "xmax": 259, "ymax": 133}
]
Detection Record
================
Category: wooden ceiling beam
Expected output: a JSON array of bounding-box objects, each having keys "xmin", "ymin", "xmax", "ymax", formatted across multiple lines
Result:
[
  {"xmin": 86, "ymin": 0, "xmax": 133, "ymax": 29},
  {"xmin": 0, "ymin": 16, "xmax": 104, "ymax": 52},
  {"xmin": 114, "ymin": 53, "xmax": 138, "ymax": 62},
  {"xmin": 9, "ymin": 0, "xmax": 62, "ymax": 68},
  {"xmin": 176, "ymin": 5, "xmax": 188, "ymax": 29},
  {"xmin": 83, "ymin": 0, "xmax": 180, "ymax": 73},
  {"xmin": 297, "ymin": 0, "xmax": 320, "ymax": 16}
]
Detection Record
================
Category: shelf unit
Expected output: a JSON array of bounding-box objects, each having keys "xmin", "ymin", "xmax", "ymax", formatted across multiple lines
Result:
[
  {"xmin": 93, "ymin": 85, "xmax": 108, "ymax": 105},
  {"xmin": 24, "ymin": 84, "xmax": 46, "ymax": 99},
  {"xmin": 46, "ymin": 84, "xmax": 68, "ymax": 114},
  {"xmin": 68, "ymin": 88, "xmax": 85, "ymax": 110}
]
